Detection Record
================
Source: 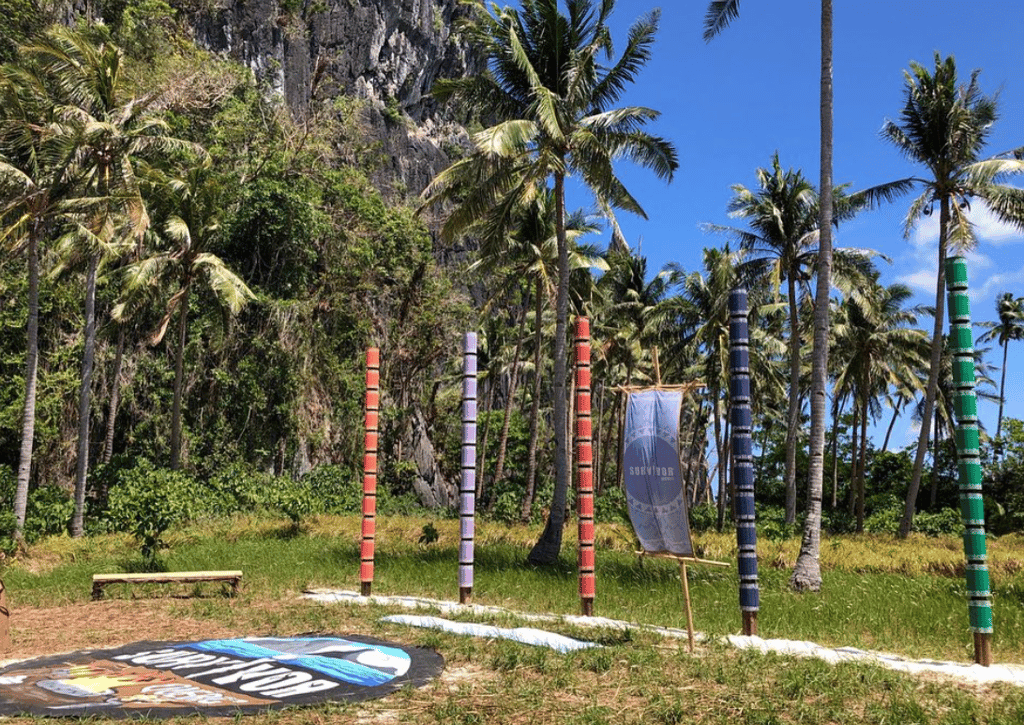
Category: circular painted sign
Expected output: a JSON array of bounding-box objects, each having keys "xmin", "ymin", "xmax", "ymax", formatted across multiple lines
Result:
[{"xmin": 0, "ymin": 635, "xmax": 444, "ymax": 718}]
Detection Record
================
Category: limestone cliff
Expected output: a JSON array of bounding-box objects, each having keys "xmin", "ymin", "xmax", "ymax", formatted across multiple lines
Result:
[{"xmin": 192, "ymin": 0, "xmax": 478, "ymax": 198}]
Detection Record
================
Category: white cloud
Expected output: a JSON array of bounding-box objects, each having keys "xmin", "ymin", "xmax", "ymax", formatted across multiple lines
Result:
[{"xmin": 910, "ymin": 199, "xmax": 1021, "ymax": 248}]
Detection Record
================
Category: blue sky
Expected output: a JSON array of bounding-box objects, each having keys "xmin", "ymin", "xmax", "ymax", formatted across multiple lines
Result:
[{"xmin": 561, "ymin": 1, "xmax": 1024, "ymax": 448}]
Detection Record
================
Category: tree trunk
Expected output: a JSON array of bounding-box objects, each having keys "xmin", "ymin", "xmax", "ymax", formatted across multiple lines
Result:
[
  {"xmin": 594, "ymin": 382, "xmax": 604, "ymax": 495},
  {"xmin": 170, "ymin": 284, "xmax": 190, "ymax": 470},
  {"xmin": 71, "ymin": 254, "xmax": 100, "ymax": 538},
  {"xmin": 784, "ymin": 273, "xmax": 801, "ymax": 525},
  {"xmin": 881, "ymin": 401, "xmax": 900, "ymax": 454},
  {"xmin": 996, "ymin": 338, "xmax": 1009, "ymax": 449},
  {"xmin": 101, "ymin": 324, "xmax": 127, "ymax": 464},
  {"xmin": 477, "ymin": 377, "xmax": 495, "ymax": 498},
  {"xmin": 900, "ymin": 195, "xmax": 949, "ymax": 538},
  {"xmin": 529, "ymin": 171, "xmax": 569, "ymax": 564},
  {"xmin": 14, "ymin": 227, "xmax": 41, "ymax": 540},
  {"xmin": 493, "ymin": 288, "xmax": 529, "ymax": 492},
  {"xmin": 856, "ymin": 397, "xmax": 868, "ymax": 532},
  {"xmin": 715, "ymin": 388, "xmax": 727, "ymax": 532},
  {"xmin": 847, "ymin": 404, "xmax": 859, "ymax": 517},
  {"xmin": 521, "ymin": 284, "xmax": 545, "ymax": 522},
  {"xmin": 791, "ymin": 0, "xmax": 832, "ymax": 592}
]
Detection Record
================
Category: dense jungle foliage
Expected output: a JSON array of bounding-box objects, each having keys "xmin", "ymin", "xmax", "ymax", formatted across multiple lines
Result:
[{"xmin": 1, "ymin": 2, "xmax": 1023, "ymax": 565}]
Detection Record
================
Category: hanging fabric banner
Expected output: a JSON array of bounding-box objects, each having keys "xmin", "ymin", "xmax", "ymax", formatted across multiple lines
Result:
[{"xmin": 623, "ymin": 390, "xmax": 694, "ymax": 557}]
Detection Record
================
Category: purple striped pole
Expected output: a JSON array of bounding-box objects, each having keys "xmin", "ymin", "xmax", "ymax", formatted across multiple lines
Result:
[
  {"xmin": 360, "ymin": 348, "xmax": 380, "ymax": 596},
  {"xmin": 460, "ymin": 333, "xmax": 478, "ymax": 604},
  {"xmin": 576, "ymin": 317, "xmax": 595, "ymax": 616}
]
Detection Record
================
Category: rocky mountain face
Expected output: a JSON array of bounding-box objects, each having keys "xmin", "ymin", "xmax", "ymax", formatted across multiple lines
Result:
[
  {"xmin": 188, "ymin": 0, "xmax": 478, "ymax": 504},
  {"xmin": 192, "ymin": 0, "xmax": 479, "ymax": 199}
]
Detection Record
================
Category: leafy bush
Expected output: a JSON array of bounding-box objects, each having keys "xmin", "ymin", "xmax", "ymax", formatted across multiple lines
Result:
[
  {"xmin": 25, "ymin": 485, "xmax": 74, "ymax": 540},
  {"xmin": 913, "ymin": 507, "xmax": 963, "ymax": 537},
  {"xmin": 304, "ymin": 464, "xmax": 362, "ymax": 514},
  {"xmin": 104, "ymin": 460, "xmax": 197, "ymax": 567},
  {"xmin": 201, "ymin": 463, "xmax": 278, "ymax": 516},
  {"xmin": 689, "ymin": 501, "xmax": 718, "ymax": 532},
  {"xmin": 0, "ymin": 466, "xmax": 74, "ymax": 551},
  {"xmin": 594, "ymin": 485, "xmax": 630, "ymax": 526}
]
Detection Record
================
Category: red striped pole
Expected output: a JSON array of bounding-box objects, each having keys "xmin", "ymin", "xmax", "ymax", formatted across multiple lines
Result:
[
  {"xmin": 360, "ymin": 348, "xmax": 380, "ymax": 596},
  {"xmin": 576, "ymin": 317, "xmax": 595, "ymax": 616}
]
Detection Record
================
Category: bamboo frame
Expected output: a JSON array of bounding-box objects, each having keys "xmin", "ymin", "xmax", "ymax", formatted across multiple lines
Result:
[{"xmin": 636, "ymin": 550, "xmax": 729, "ymax": 652}]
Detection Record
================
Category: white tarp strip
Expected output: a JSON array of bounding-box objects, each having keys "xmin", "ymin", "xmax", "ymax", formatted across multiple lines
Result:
[
  {"xmin": 380, "ymin": 615, "xmax": 598, "ymax": 653},
  {"xmin": 304, "ymin": 589, "xmax": 1024, "ymax": 686}
]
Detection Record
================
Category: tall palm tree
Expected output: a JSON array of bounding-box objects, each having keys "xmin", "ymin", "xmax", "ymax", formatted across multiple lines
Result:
[
  {"xmin": 708, "ymin": 153, "xmax": 884, "ymax": 525},
  {"xmin": 28, "ymin": 26, "xmax": 200, "ymax": 535},
  {"xmin": 881, "ymin": 53, "xmax": 1024, "ymax": 538},
  {"xmin": 657, "ymin": 247, "xmax": 745, "ymax": 530},
  {"xmin": 0, "ymin": 57, "xmax": 79, "ymax": 539},
  {"xmin": 831, "ymin": 280, "xmax": 928, "ymax": 530},
  {"xmin": 977, "ymin": 292, "xmax": 1024, "ymax": 450},
  {"xmin": 116, "ymin": 163, "xmax": 253, "ymax": 470},
  {"xmin": 423, "ymin": 0, "xmax": 678, "ymax": 563},
  {"xmin": 705, "ymin": 0, "xmax": 835, "ymax": 591}
]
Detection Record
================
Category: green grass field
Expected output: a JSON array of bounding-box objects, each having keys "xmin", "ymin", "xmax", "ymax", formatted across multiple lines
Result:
[{"xmin": 4, "ymin": 514, "xmax": 1024, "ymax": 724}]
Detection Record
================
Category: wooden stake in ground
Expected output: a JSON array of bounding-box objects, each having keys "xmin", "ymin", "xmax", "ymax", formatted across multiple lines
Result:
[
  {"xmin": 679, "ymin": 562, "xmax": 695, "ymax": 653},
  {"xmin": 729, "ymin": 288, "xmax": 760, "ymax": 636},
  {"xmin": 360, "ymin": 348, "xmax": 380, "ymax": 597},
  {"xmin": 946, "ymin": 257, "xmax": 993, "ymax": 666},
  {"xmin": 576, "ymin": 317, "xmax": 595, "ymax": 616},
  {"xmin": 0, "ymin": 579, "xmax": 10, "ymax": 653},
  {"xmin": 460, "ymin": 333, "xmax": 478, "ymax": 605}
]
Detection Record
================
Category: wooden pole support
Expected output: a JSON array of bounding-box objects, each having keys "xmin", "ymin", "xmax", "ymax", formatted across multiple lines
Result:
[
  {"xmin": 742, "ymin": 611, "xmax": 758, "ymax": 637},
  {"xmin": 680, "ymin": 562, "xmax": 695, "ymax": 653},
  {"xmin": 0, "ymin": 579, "xmax": 10, "ymax": 653},
  {"xmin": 459, "ymin": 586, "xmax": 472, "ymax": 605},
  {"xmin": 975, "ymin": 632, "xmax": 993, "ymax": 667}
]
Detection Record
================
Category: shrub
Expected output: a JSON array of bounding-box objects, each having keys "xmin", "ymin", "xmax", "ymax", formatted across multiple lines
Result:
[
  {"xmin": 304, "ymin": 464, "xmax": 362, "ymax": 514},
  {"xmin": 913, "ymin": 507, "xmax": 962, "ymax": 537},
  {"xmin": 104, "ymin": 460, "xmax": 197, "ymax": 567}
]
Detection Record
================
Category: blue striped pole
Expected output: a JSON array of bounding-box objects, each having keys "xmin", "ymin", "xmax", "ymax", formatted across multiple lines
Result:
[
  {"xmin": 460, "ymin": 333, "xmax": 478, "ymax": 604},
  {"xmin": 729, "ymin": 287, "xmax": 760, "ymax": 636},
  {"xmin": 946, "ymin": 257, "xmax": 993, "ymax": 666}
]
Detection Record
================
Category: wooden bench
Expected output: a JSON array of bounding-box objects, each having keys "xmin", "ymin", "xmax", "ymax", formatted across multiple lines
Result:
[{"xmin": 92, "ymin": 570, "xmax": 243, "ymax": 600}]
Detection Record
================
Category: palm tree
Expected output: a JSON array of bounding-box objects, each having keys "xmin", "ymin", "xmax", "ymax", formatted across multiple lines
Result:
[
  {"xmin": 423, "ymin": 0, "xmax": 678, "ymax": 563},
  {"xmin": 657, "ymin": 247, "xmax": 743, "ymax": 530},
  {"xmin": 704, "ymin": 0, "xmax": 835, "ymax": 592},
  {"xmin": 881, "ymin": 53, "xmax": 1024, "ymax": 538},
  {"xmin": 28, "ymin": 26, "xmax": 200, "ymax": 535},
  {"xmin": 117, "ymin": 162, "xmax": 253, "ymax": 470},
  {"xmin": 977, "ymin": 292, "xmax": 1024, "ymax": 450},
  {"xmin": 0, "ymin": 56, "xmax": 79, "ymax": 539},
  {"xmin": 830, "ymin": 280, "xmax": 928, "ymax": 530},
  {"xmin": 708, "ymin": 153, "xmax": 884, "ymax": 525}
]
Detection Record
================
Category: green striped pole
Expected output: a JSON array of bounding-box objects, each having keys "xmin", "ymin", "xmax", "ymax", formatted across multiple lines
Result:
[{"xmin": 946, "ymin": 256, "xmax": 993, "ymax": 667}]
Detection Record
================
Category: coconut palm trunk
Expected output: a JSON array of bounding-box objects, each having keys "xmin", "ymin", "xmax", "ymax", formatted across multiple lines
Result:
[
  {"xmin": 791, "ymin": 0, "xmax": 833, "ymax": 591},
  {"xmin": 71, "ymin": 252, "xmax": 100, "ymax": 538},
  {"xmin": 101, "ymin": 324, "xmax": 127, "ymax": 464},
  {"xmin": 529, "ymin": 171, "xmax": 570, "ymax": 564},
  {"xmin": 493, "ymin": 289, "xmax": 529, "ymax": 492},
  {"xmin": 170, "ymin": 284, "xmax": 191, "ymax": 470},
  {"xmin": 900, "ymin": 196, "xmax": 949, "ymax": 538},
  {"xmin": 14, "ymin": 226, "xmax": 41, "ymax": 540},
  {"xmin": 785, "ymin": 273, "xmax": 801, "ymax": 524},
  {"xmin": 522, "ymin": 282, "xmax": 545, "ymax": 522}
]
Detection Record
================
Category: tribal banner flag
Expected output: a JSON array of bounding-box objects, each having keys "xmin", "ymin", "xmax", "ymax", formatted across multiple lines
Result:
[{"xmin": 623, "ymin": 390, "xmax": 694, "ymax": 557}]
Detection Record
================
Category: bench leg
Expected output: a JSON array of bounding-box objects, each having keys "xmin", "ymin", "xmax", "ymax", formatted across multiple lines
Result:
[
  {"xmin": 92, "ymin": 582, "xmax": 105, "ymax": 601},
  {"xmin": 230, "ymin": 578, "xmax": 240, "ymax": 597}
]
